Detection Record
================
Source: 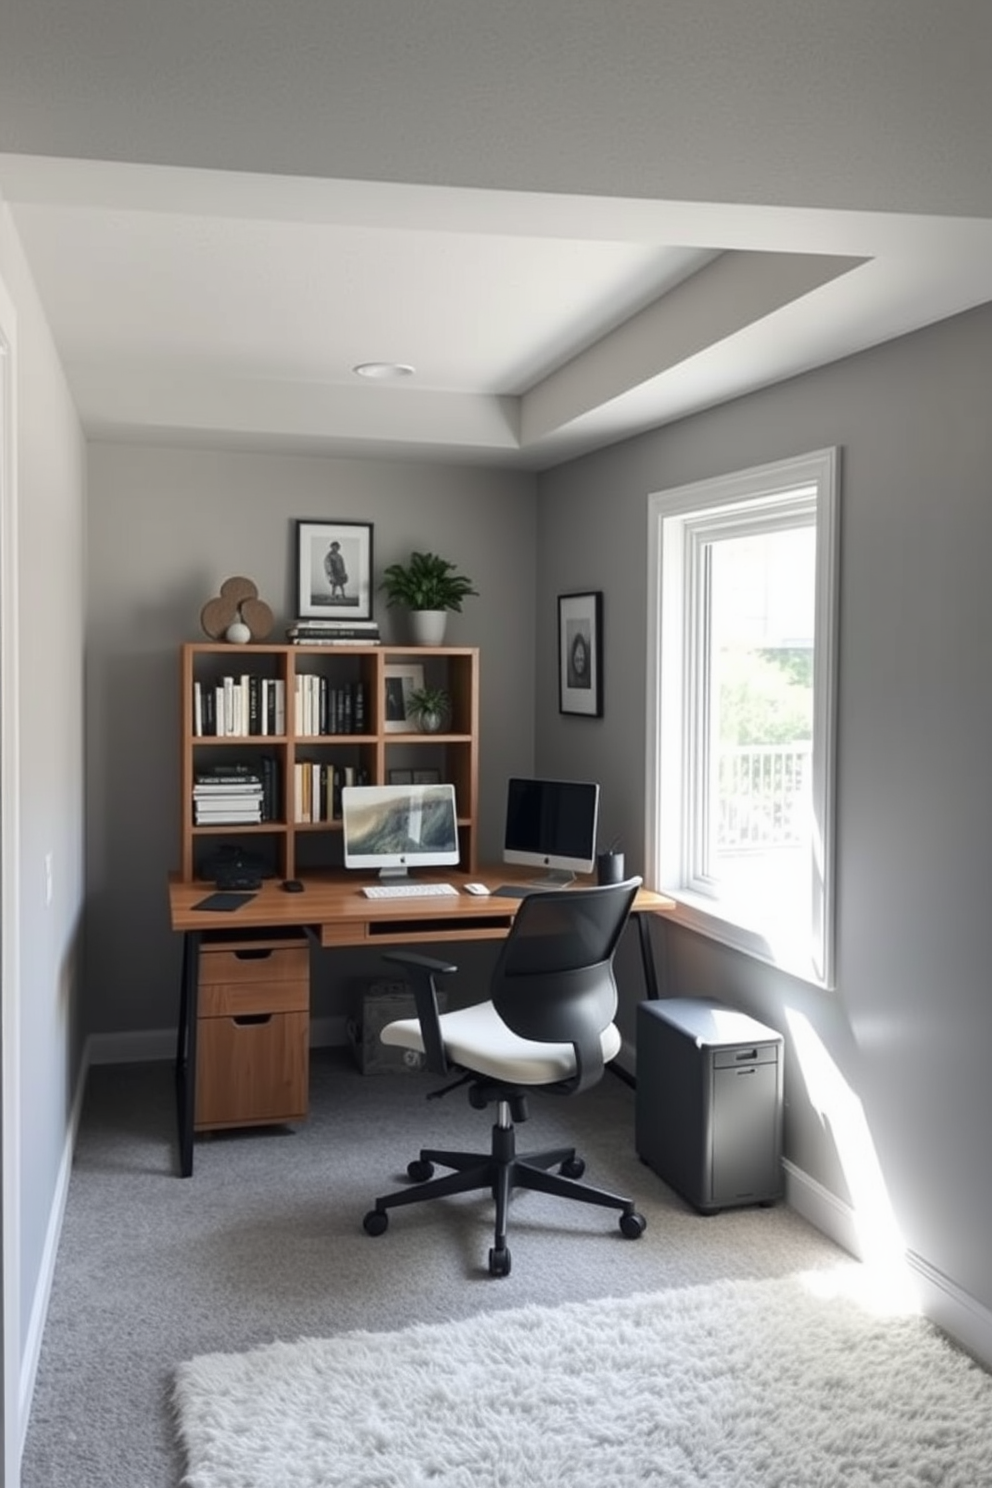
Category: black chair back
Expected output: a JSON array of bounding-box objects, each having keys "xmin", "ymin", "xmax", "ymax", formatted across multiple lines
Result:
[{"xmin": 490, "ymin": 877, "xmax": 641, "ymax": 1092}]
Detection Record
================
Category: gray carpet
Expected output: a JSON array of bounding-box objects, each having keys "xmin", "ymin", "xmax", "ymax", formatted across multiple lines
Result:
[{"xmin": 22, "ymin": 1050, "xmax": 849, "ymax": 1488}]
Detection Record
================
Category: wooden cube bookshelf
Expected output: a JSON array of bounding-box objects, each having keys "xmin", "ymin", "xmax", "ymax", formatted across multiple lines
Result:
[{"xmin": 178, "ymin": 642, "xmax": 480, "ymax": 882}]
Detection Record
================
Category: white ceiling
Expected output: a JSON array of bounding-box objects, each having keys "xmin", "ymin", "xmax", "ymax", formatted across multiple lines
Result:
[{"xmin": 3, "ymin": 3, "xmax": 992, "ymax": 469}]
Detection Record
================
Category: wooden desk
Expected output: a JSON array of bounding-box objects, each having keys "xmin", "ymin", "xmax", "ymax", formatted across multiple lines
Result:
[{"xmin": 169, "ymin": 868, "xmax": 674, "ymax": 1177}]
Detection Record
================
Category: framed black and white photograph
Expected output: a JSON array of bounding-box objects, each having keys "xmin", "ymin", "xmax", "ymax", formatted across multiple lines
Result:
[
  {"xmin": 295, "ymin": 520, "xmax": 374, "ymax": 620},
  {"xmin": 383, "ymin": 663, "xmax": 424, "ymax": 732},
  {"xmin": 558, "ymin": 591, "xmax": 603, "ymax": 717},
  {"xmin": 387, "ymin": 768, "xmax": 413, "ymax": 785},
  {"xmin": 412, "ymin": 768, "xmax": 441, "ymax": 785}
]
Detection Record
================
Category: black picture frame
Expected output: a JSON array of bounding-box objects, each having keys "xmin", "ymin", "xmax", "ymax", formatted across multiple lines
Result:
[
  {"xmin": 295, "ymin": 520, "xmax": 374, "ymax": 620},
  {"xmin": 558, "ymin": 591, "xmax": 603, "ymax": 717}
]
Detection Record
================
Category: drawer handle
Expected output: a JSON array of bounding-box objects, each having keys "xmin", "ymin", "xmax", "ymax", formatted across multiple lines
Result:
[
  {"xmin": 234, "ymin": 949, "xmax": 274, "ymax": 962},
  {"xmin": 232, "ymin": 1014, "xmax": 273, "ymax": 1027}
]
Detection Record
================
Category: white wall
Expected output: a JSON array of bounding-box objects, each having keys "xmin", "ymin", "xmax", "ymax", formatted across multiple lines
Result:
[
  {"xmin": 536, "ymin": 300, "xmax": 992, "ymax": 1353},
  {"xmin": 84, "ymin": 443, "xmax": 537, "ymax": 1038},
  {"xmin": 0, "ymin": 195, "xmax": 86, "ymax": 1467}
]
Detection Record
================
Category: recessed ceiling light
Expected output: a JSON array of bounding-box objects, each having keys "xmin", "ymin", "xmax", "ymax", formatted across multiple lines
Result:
[{"xmin": 353, "ymin": 362, "xmax": 416, "ymax": 381}]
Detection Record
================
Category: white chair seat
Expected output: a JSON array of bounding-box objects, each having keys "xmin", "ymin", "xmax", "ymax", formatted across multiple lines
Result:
[{"xmin": 381, "ymin": 1000, "xmax": 622, "ymax": 1085}]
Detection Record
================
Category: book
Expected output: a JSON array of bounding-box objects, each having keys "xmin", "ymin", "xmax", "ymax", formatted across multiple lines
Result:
[
  {"xmin": 194, "ymin": 780, "xmax": 261, "ymax": 792},
  {"xmin": 289, "ymin": 627, "xmax": 380, "ymax": 638},
  {"xmin": 289, "ymin": 617, "xmax": 380, "ymax": 631},
  {"xmin": 193, "ymin": 809, "xmax": 261, "ymax": 821},
  {"xmin": 289, "ymin": 636, "xmax": 381, "ymax": 646},
  {"xmin": 259, "ymin": 755, "xmax": 280, "ymax": 821},
  {"xmin": 195, "ymin": 764, "xmax": 261, "ymax": 783},
  {"xmin": 193, "ymin": 786, "xmax": 263, "ymax": 798}
]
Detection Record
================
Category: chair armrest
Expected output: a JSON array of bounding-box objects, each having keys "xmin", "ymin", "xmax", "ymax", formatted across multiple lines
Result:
[
  {"xmin": 381, "ymin": 951, "xmax": 458, "ymax": 977},
  {"xmin": 380, "ymin": 951, "xmax": 457, "ymax": 1076}
]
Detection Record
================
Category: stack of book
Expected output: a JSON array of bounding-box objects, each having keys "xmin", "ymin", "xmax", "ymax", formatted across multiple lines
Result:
[
  {"xmin": 193, "ymin": 676, "xmax": 286, "ymax": 737},
  {"xmin": 294, "ymin": 761, "xmax": 369, "ymax": 822},
  {"xmin": 293, "ymin": 675, "xmax": 367, "ymax": 735},
  {"xmin": 193, "ymin": 764, "xmax": 265, "ymax": 825},
  {"xmin": 286, "ymin": 617, "xmax": 381, "ymax": 646}
]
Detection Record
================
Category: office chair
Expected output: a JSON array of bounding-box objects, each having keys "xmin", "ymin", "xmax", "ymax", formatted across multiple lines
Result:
[{"xmin": 362, "ymin": 877, "xmax": 647, "ymax": 1276}]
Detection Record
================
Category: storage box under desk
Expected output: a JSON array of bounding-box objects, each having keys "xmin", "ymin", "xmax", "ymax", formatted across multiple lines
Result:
[{"xmin": 195, "ymin": 936, "xmax": 310, "ymax": 1132}]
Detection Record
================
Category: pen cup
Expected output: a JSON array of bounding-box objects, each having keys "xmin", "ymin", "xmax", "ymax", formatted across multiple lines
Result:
[{"xmin": 596, "ymin": 851, "xmax": 625, "ymax": 886}]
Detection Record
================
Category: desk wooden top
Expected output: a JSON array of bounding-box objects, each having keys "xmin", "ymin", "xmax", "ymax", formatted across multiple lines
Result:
[{"xmin": 168, "ymin": 867, "xmax": 675, "ymax": 948}]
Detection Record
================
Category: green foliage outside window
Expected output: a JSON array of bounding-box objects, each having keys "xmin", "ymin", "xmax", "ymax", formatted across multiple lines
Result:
[{"xmin": 719, "ymin": 647, "xmax": 813, "ymax": 747}]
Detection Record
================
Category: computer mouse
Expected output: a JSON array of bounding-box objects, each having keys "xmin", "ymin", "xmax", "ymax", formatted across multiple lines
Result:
[{"xmin": 281, "ymin": 878, "xmax": 305, "ymax": 893}]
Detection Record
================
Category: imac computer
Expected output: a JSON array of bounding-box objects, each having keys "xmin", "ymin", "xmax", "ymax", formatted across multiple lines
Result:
[
  {"xmin": 341, "ymin": 782, "xmax": 460, "ymax": 879},
  {"xmin": 502, "ymin": 776, "xmax": 600, "ymax": 887}
]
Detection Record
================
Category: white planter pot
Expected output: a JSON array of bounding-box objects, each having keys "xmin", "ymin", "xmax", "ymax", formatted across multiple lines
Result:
[{"xmin": 409, "ymin": 610, "xmax": 448, "ymax": 646}]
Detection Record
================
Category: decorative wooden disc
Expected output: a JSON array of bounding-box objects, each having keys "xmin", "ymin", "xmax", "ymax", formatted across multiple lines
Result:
[
  {"xmin": 240, "ymin": 597, "xmax": 274, "ymax": 640},
  {"xmin": 219, "ymin": 576, "xmax": 258, "ymax": 604},
  {"xmin": 200, "ymin": 595, "xmax": 237, "ymax": 639}
]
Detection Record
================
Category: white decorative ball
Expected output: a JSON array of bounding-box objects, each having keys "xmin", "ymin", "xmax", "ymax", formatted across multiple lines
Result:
[{"xmin": 225, "ymin": 620, "xmax": 252, "ymax": 644}]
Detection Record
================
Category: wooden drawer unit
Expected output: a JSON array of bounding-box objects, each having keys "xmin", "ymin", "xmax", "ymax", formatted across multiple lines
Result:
[{"xmin": 195, "ymin": 936, "xmax": 310, "ymax": 1132}]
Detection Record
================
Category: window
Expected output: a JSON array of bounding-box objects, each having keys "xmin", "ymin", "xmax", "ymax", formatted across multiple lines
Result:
[{"xmin": 646, "ymin": 450, "xmax": 839, "ymax": 987}]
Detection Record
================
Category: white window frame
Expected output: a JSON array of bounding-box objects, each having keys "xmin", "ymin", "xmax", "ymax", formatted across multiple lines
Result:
[{"xmin": 646, "ymin": 449, "xmax": 839, "ymax": 989}]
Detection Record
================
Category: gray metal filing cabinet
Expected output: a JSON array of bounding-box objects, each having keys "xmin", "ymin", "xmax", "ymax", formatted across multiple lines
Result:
[{"xmin": 636, "ymin": 998, "xmax": 784, "ymax": 1213}]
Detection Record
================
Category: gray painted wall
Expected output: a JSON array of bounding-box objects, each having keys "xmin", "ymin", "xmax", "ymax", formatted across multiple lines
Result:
[
  {"xmin": 0, "ymin": 204, "xmax": 86, "ymax": 1400},
  {"xmin": 3, "ymin": 1, "xmax": 991, "ymax": 218},
  {"xmin": 84, "ymin": 444, "xmax": 537, "ymax": 1036},
  {"xmin": 537, "ymin": 301, "xmax": 992, "ymax": 1318}
]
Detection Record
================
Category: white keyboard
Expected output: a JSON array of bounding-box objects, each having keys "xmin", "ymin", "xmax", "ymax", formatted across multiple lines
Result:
[{"xmin": 362, "ymin": 882, "xmax": 459, "ymax": 900}]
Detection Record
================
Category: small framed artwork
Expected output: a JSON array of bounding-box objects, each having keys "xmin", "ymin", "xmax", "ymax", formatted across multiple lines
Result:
[
  {"xmin": 383, "ymin": 663, "xmax": 425, "ymax": 732},
  {"xmin": 558, "ymin": 591, "xmax": 603, "ymax": 717},
  {"xmin": 387, "ymin": 768, "xmax": 413, "ymax": 785},
  {"xmin": 295, "ymin": 520, "xmax": 374, "ymax": 620},
  {"xmin": 412, "ymin": 768, "xmax": 441, "ymax": 785}
]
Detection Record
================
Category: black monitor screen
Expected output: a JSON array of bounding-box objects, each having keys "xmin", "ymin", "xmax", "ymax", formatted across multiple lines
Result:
[{"xmin": 502, "ymin": 777, "xmax": 600, "ymax": 878}]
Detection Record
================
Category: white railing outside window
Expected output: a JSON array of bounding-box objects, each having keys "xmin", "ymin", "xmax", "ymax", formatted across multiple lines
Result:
[{"xmin": 716, "ymin": 742, "xmax": 812, "ymax": 851}]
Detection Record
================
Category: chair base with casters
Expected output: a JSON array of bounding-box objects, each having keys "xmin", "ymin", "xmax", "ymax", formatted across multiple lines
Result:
[
  {"xmin": 361, "ymin": 880, "xmax": 649, "ymax": 1277},
  {"xmin": 363, "ymin": 1088, "xmax": 647, "ymax": 1277}
]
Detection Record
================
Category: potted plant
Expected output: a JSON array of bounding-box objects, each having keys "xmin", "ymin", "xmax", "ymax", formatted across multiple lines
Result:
[
  {"xmin": 379, "ymin": 551, "xmax": 478, "ymax": 645},
  {"xmin": 405, "ymin": 684, "xmax": 451, "ymax": 733}
]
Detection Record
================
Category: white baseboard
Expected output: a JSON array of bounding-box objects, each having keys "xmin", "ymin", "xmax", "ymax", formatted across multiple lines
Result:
[
  {"xmin": 19, "ymin": 1038, "xmax": 91, "ymax": 1460},
  {"xmin": 784, "ymin": 1159, "xmax": 992, "ymax": 1368}
]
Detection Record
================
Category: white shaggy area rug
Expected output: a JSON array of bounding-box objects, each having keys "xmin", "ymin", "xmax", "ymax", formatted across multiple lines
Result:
[{"xmin": 174, "ymin": 1269, "xmax": 992, "ymax": 1487}]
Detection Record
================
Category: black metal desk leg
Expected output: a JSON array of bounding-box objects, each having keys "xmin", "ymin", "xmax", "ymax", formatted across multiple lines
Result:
[
  {"xmin": 175, "ymin": 929, "xmax": 200, "ymax": 1177},
  {"xmin": 635, "ymin": 912, "xmax": 661, "ymax": 1001}
]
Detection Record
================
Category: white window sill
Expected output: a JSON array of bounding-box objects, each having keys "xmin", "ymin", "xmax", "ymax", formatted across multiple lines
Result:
[{"xmin": 660, "ymin": 887, "xmax": 831, "ymax": 991}]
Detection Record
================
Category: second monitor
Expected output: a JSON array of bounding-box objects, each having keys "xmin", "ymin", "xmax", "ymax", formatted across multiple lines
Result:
[{"xmin": 502, "ymin": 776, "xmax": 600, "ymax": 886}]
